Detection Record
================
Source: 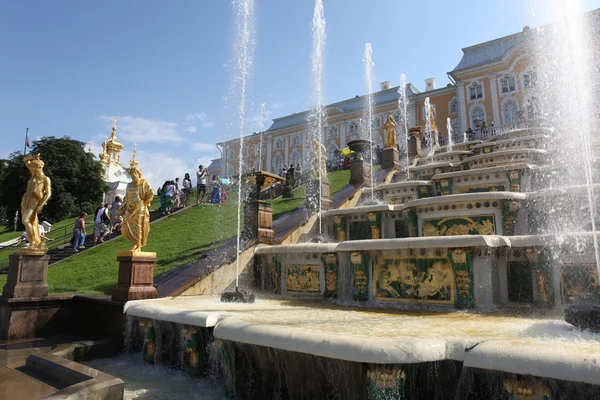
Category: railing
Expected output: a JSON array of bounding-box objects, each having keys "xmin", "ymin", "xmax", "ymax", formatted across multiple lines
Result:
[{"xmin": 437, "ymin": 119, "xmax": 547, "ymax": 147}]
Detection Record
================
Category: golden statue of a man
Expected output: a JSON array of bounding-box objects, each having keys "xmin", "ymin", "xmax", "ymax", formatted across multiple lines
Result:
[
  {"xmin": 117, "ymin": 166, "xmax": 154, "ymax": 252},
  {"xmin": 383, "ymin": 113, "xmax": 397, "ymax": 149},
  {"xmin": 21, "ymin": 154, "xmax": 52, "ymax": 251}
]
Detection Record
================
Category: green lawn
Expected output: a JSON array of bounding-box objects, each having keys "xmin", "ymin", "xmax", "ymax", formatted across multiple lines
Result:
[
  {"xmin": 267, "ymin": 186, "xmax": 307, "ymax": 220},
  {"xmin": 0, "ymin": 201, "xmax": 239, "ymax": 295},
  {"xmin": 329, "ymin": 169, "xmax": 351, "ymax": 195}
]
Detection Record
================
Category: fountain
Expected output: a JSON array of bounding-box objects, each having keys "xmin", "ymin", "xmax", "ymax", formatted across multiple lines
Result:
[
  {"xmin": 446, "ymin": 117, "xmax": 454, "ymax": 151},
  {"xmin": 398, "ymin": 74, "xmax": 410, "ymax": 180},
  {"xmin": 113, "ymin": 3, "xmax": 600, "ymax": 400},
  {"xmin": 363, "ymin": 43, "xmax": 376, "ymax": 201}
]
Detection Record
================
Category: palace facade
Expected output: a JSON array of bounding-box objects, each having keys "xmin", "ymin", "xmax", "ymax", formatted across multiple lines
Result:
[{"xmin": 217, "ymin": 9, "xmax": 598, "ymax": 178}]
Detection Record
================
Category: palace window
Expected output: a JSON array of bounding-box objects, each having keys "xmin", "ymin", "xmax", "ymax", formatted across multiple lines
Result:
[
  {"xmin": 503, "ymin": 100, "xmax": 519, "ymax": 124},
  {"xmin": 291, "ymin": 135, "xmax": 300, "ymax": 146},
  {"xmin": 349, "ymin": 121, "xmax": 358, "ymax": 133},
  {"xmin": 290, "ymin": 151, "xmax": 301, "ymax": 167},
  {"xmin": 328, "ymin": 126, "xmax": 337, "ymax": 139},
  {"xmin": 450, "ymin": 98, "xmax": 459, "ymax": 114},
  {"xmin": 524, "ymin": 71, "xmax": 538, "ymax": 89},
  {"xmin": 471, "ymin": 107, "xmax": 485, "ymax": 126},
  {"xmin": 373, "ymin": 117, "xmax": 381, "ymax": 128},
  {"xmin": 275, "ymin": 138, "xmax": 283, "ymax": 149},
  {"xmin": 469, "ymin": 83, "xmax": 483, "ymax": 100},
  {"xmin": 272, "ymin": 155, "xmax": 283, "ymax": 173},
  {"xmin": 526, "ymin": 97, "xmax": 540, "ymax": 119},
  {"xmin": 228, "ymin": 150, "xmax": 234, "ymax": 160},
  {"xmin": 242, "ymin": 148, "xmax": 248, "ymax": 157},
  {"xmin": 254, "ymin": 143, "xmax": 261, "ymax": 156},
  {"xmin": 501, "ymin": 75, "xmax": 516, "ymax": 93}
]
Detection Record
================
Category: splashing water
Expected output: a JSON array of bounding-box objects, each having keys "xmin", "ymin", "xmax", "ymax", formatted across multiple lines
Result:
[
  {"xmin": 231, "ymin": 0, "xmax": 255, "ymax": 289},
  {"xmin": 446, "ymin": 117, "xmax": 454, "ymax": 151},
  {"xmin": 398, "ymin": 74, "xmax": 410, "ymax": 179},
  {"xmin": 259, "ymin": 102, "xmax": 267, "ymax": 171},
  {"xmin": 423, "ymin": 97, "xmax": 433, "ymax": 161},
  {"xmin": 533, "ymin": 0, "xmax": 600, "ymax": 276},
  {"xmin": 463, "ymin": 131, "xmax": 468, "ymax": 143},
  {"xmin": 363, "ymin": 43, "xmax": 375, "ymax": 199},
  {"xmin": 308, "ymin": 0, "xmax": 326, "ymax": 234}
]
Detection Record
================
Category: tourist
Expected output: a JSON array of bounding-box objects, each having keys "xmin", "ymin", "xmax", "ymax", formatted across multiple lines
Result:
[
  {"xmin": 209, "ymin": 175, "xmax": 221, "ymax": 204},
  {"xmin": 196, "ymin": 165, "xmax": 208, "ymax": 204},
  {"xmin": 337, "ymin": 155, "xmax": 343, "ymax": 171},
  {"xmin": 181, "ymin": 173, "xmax": 192, "ymax": 207},
  {"xmin": 164, "ymin": 180, "xmax": 176, "ymax": 214},
  {"xmin": 71, "ymin": 212, "xmax": 87, "ymax": 251},
  {"xmin": 288, "ymin": 164, "xmax": 295, "ymax": 187},
  {"xmin": 93, "ymin": 203, "xmax": 110, "ymax": 244},
  {"xmin": 174, "ymin": 177, "xmax": 181, "ymax": 208},
  {"xmin": 111, "ymin": 196, "xmax": 122, "ymax": 232},
  {"xmin": 14, "ymin": 224, "xmax": 46, "ymax": 247},
  {"xmin": 158, "ymin": 180, "xmax": 169, "ymax": 213}
]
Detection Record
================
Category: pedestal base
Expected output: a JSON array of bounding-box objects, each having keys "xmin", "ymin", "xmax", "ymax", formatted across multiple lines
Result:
[
  {"xmin": 381, "ymin": 147, "xmax": 400, "ymax": 171},
  {"xmin": 2, "ymin": 253, "xmax": 49, "ymax": 298},
  {"xmin": 349, "ymin": 160, "xmax": 372, "ymax": 186},
  {"xmin": 244, "ymin": 201, "xmax": 275, "ymax": 243},
  {"xmin": 306, "ymin": 180, "xmax": 332, "ymax": 211},
  {"xmin": 112, "ymin": 252, "xmax": 158, "ymax": 302}
]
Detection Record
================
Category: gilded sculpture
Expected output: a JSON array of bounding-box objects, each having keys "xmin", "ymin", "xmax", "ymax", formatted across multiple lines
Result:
[
  {"xmin": 117, "ymin": 159, "xmax": 154, "ymax": 252},
  {"xmin": 383, "ymin": 113, "xmax": 397, "ymax": 149},
  {"xmin": 20, "ymin": 154, "xmax": 52, "ymax": 253},
  {"xmin": 309, "ymin": 139, "xmax": 328, "ymax": 182}
]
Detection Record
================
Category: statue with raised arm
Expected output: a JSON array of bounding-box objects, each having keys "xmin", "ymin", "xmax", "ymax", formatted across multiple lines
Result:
[
  {"xmin": 117, "ymin": 165, "xmax": 154, "ymax": 252},
  {"xmin": 384, "ymin": 113, "xmax": 397, "ymax": 149},
  {"xmin": 21, "ymin": 154, "xmax": 52, "ymax": 251}
]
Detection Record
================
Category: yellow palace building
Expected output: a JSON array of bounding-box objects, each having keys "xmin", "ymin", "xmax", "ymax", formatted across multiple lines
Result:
[{"xmin": 217, "ymin": 10, "xmax": 596, "ymax": 178}]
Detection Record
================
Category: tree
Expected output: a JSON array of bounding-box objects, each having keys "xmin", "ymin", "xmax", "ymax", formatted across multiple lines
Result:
[{"xmin": 0, "ymin": 137, "xmax": 107, "ymax": 227}]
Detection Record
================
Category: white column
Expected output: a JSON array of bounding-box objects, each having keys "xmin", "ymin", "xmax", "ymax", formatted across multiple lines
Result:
[
  {"xmin": 266, "ymin": 138, "xmax": 272, "ymax": 172},
  {"xmin": 456, "ymin": 83, "xmax": 468, "ymax": 133},
  {"xmin": 489, "ymin": 75, "xmax": 500, "ymax": 125},
  {"xmin": 301, "ymin": 132, "xmax": 307, "ymax": 166},
  {"xmin": 339, "ymin": 123, "xmax": 346, "ymax": 148},
  {"xmin": 284, "ymin": 136, "xmax": 289, "ymax": 166}
]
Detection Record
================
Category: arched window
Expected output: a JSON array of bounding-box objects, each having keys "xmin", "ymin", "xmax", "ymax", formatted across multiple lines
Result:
[
  {"xmin": 503, "ymin": 101, "xmax": 519, "ymax": 124},
  {"xmin": 228, "ymin": 150, "xmax": 234, "ymax": 160},
  {"xmin": 349, "ymin": 121, "xmax": 358, "ymax": 133},
  {"xmin": 227, "ymin": 164, "xmax": 234, "ymax": 177},
  {"xmin": 326, "ymin": 144, "xmax": 339, "ymax": 161},
  {"xmin": 254, "ymin": 143, "xmax": 261, "ymax": 156},
  {"xmin": 242, "ymin": 148, "xmax": 248, "ymax": 157},
  {"xmin": 290, "ymin": 151, "xmax": 301, "ymax": 167},
  {"xmin": 253, "ymin": 158, "xmax": 261, "ymax": 171},
  {"xmin": 524, "ymin": 70, "xmax": 538, "ymax": 89},
  {"xmin": 471, "ymin": 107, "xmax": 485, "ymax": 126},
  {"xmin": 328, "ymin": 126, "xmax": 337, "ymax": 139},
  {"xmin": 500, "ymin": 75, "xmax": 516, "ymax": 93},
  {"xmin": 469, "ymin": 82, "xmax": 483, "ymax": 100},
  {"xmin": 272, "ymin": 155, "xmax": 283, "ymax": 173},
  {"xmin": 291, "ymin": 135, "xmax": 300, "ymax": 146},
  {"xmin": 275, "ymin": 138, "xmax": 283, "ymax": 149},
  {"xmin": 449, "ymin": 98, "xmax": 459, "ymax": 114}
]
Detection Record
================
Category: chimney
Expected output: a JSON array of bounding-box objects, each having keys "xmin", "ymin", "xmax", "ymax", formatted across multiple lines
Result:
[
  {"xmin": 425, "ymin": 78, "xmax": 436, "ymax": 91},
  {"xmin": 380, "ymin": 81, "xmax": 392, "ymax": 91}
]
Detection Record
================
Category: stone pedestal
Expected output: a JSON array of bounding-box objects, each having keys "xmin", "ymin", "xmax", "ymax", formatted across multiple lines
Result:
[
  {"xmin": 381, "ymin": 147, "xmax": 400, "ymax": 171},
  {"xmin": 407, "ymin": 126, "xmax": 423, "ymax": 160},
  {"xmin": 349, "ymin": 160, "xmax": 372, "ymax": 186},
  {"xmin": 306, "ymin": 180, "xmax": 332, "ymax": 211},
  {"xmin": 244, "ymin": 201, "xmax": 274, "ymax": 243},
  {"xmin": 2, "ymin": 252, "xmax": 50, "ymax": 298},
  {"xmin": 112, "ymin": 252, "xmax": 158, "ymax": 302}
]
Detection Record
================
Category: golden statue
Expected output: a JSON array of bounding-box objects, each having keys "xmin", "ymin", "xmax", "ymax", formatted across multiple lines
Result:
[
  {"xmin": 383, "ymin": 113, "xmax": 397, "ymax": 149},
  {"xmin": 309, "ymin": 139, "xmax": 329, "ymax": 182},
  {"xmin": 21, "ymin": 154, "xmax": 52, "ymax": 252},
  {"xmin": 117, "ymin": 164, "xmax": 154, "ymax": 252}
]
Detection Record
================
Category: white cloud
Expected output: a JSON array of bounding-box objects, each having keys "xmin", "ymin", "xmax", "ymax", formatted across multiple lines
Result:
[
  {"xmin": 271, "ymin": 102, "xmax": 283, "ymax": 109},
  {"xmin": 192, "ymin": 143, "xmax": 217, "ymax": 152},
  {"xmin": 185, "ymin": 112, "xmax": 215, "ymax": 128},
  {"xmin": 184, "ymin": 126, "xmax": 197, "ymax": 133},
  {"xmin": 100, "ymin": 116, "xmax": 184, "ymax": 144}
]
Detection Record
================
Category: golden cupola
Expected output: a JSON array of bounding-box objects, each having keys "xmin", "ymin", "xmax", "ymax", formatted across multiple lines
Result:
[{"xmin": 103, "ymin": 120, "xmax": 124, "ymax": 164}]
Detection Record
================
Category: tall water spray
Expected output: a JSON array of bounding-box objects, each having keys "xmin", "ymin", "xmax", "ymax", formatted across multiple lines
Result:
[
  {"xmin": 533, "ymin": 1, "xmax": 600, "ymax": 275},
  {"xmin": 423, "ymin": 97, "xmax": 433, "ymax": 161},
  {"xmin": 398, "ymin": 74, "xmax": 410, "ymax": 179},
  {"xmin": 363, "ymin": 43, "xmax": 375, "ymax": 199},
  {"xmin": 308, "ymin": 0, "xmax": 326, "ymax": 234},
  {"xmin": 446, "ymin": 117, "xmax": 454, "ymax": 151},
  {"xmin": 231, "ymin": 0, "xmax": 255, "ymax": 289}
]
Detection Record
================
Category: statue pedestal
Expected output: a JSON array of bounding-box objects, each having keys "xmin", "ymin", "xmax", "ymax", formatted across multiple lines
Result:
[
  {"xmin": 2, "ymin": 251, "xmax": 49, "ymax": 298},
  {"xmin": 112, "ymin": 252, "xmax": 158, "ymax": 302},
  {"xmin": 306, "ymin": 180, "xmax": 332, "ymax": 211},
  {"xmin": 244, "ymin": 201, "xmax": 274, "ymax": 243},
  {"xmin": 349, "ymin": 160, "xmax": 372, "ymax": 186},
  {"xmin": 381, "ymin": 147, "xmax": 400, "ymax": 171}
]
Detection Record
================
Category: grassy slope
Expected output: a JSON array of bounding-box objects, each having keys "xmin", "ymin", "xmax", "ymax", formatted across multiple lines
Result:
[{"xmin": 0, "ymin": 201, "xmax": 238, "ymax": 294}]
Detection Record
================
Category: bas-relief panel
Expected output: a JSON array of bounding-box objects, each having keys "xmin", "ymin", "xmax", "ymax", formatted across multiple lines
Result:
[
  {"xmin": 285, "ymin": 265, "xmax": 321, "ymax": 293},
  {"xmin": 456, "ymin": 183, "xmax": 506, "ymax": 194},
  {"xmin": 373, "ymin": 256, "xmax": 455, "ymax": 304},
  {"xmin": 561, "ymin": 264, "xmax": 600, "ymax": 304},
  {"xmin": 422, "ymin": 215, "xmax": 497, "ymax": 236},
  {"xmin": 387, "ymin": 195, "xmax": 414, "ymax": 205}
]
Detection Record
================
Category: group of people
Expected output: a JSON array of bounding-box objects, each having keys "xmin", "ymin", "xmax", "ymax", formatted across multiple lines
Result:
[
  {"xmin": 278, "ymin": 163, "xmax": 303, "ymax": 188},
  {"xmin": 70, "ymin": 198, "xmax": 123, "ymax": 252},
  {"xmin": 196, "ymin": 165, "xmax": 228, "ymax": 205}
]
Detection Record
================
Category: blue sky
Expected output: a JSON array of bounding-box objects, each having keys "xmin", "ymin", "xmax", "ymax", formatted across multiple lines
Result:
[{"xmin": 1, "ymin": 0, "xmax": 597, "ymax": 188}]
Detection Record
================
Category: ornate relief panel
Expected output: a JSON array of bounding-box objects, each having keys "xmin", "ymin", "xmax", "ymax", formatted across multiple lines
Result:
[
  {"xmin": 285, "ymin": 265, "xmax": 321, "ymax": 293},
  {"xmin": 422, "ymin": 215, "xmax": 497, "ymax": 236}
]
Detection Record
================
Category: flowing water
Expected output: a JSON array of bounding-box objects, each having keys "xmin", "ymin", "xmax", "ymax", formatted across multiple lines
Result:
[
  {"xmin": 423, "ymin": 97, "xmax": 433, "ymax": 161},
  {"xmin": 231, "ymin": 0, "xmax": 255, "ymax": 288},
  {"xmin": 259, "ymin": 102, "xmax": 267, "ymax": 171},
  {"xmin": 446, "ymin": 117, "xmax": 454, "ymax": 151},
  {"xmin": 85, "ymin": 354, "xmax": 225, "ymax": 400},
  {"xmin": 308, "ymin": 0, "xmax": 326, "ymax": 234},
  {"xmin": 398, "ymin": 73, "xmax": 410, "ymax": 179},
  {"xmin": 363, "ymin": 43, "xmax": 375, "ymax": 200}
]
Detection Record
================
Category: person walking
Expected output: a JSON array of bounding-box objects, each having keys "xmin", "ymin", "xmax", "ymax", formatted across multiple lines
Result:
[
  {"xmin": 72, "ymin": 212, "xmax": 87, "ymax": 251},
  {"xmin": 110, "ymin": 196, "xmax": 123, "ymax": 232},
  {"xmin": 182, "ymin": 173, "xmax": 192, "ymax": 207},
  {"xmin": 93, "ymin": 203, "xmax": 110, "ymax": 244},
  {"xmin": 196, "ymin": 165, "xmax": 208, "ymax": 204}
]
